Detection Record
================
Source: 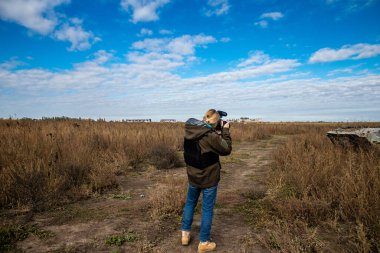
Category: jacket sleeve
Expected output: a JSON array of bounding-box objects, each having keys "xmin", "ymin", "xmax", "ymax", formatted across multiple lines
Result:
[{"xmin": 205, "ymin": 128, "xmax": 232, "ymax": 156}]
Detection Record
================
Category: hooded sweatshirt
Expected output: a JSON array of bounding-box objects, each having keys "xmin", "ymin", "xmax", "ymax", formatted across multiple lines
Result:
[{"xmin": 184, "ymin": 118, "xmax": 232, "ymax": 188}]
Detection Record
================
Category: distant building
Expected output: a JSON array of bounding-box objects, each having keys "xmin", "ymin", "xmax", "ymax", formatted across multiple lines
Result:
[
  {"xmin": 160, "ymin": 119, "xmax": 177, "ymax": 123},
  {"xmin": 123, "ymin": 119, "xmax": 151, "ymax": 122},
  {"xmin": 226, "ymin": 117, "xmax": 261, "ymax": 123}
]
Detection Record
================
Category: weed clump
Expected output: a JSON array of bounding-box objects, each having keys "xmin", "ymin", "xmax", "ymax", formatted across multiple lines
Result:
[
  {"xmin": 105, "ymin": 231, "xmax": 138, "ymax": 246},
  {"xmin": 148, "ymin": 144, "xmax": 183, "ymax": 169},
  {"xmin": 149, "ymin": 177, "xmax": 187, "ymax": 220},
  {"xmin": 0, "ymin": 224, "xmax": 54, "ymax": 251}
]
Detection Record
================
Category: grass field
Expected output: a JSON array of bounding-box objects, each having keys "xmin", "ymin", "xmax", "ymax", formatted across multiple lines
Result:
[{"xmin": 0, "ymin": 119, "xmax": 379, "ymax": 252}]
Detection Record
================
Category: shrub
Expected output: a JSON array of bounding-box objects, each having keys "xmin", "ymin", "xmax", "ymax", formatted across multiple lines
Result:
[
  {"xmin": 149, "ymin": 144, "xmax": 183, "ymax": 169},
  {"xmin": 149, "ymin": 177, "xmax": 187, "ymax": 219}
]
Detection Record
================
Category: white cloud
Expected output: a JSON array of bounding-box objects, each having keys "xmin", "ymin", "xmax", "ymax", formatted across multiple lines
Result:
[
  {"xmin": 188, "ymin": 55, "xmax": 299, "ymax": 84},
  {"xmin": 0, "ymin": 0, "xmax": 69, "ymax": 35},
  {"xmin": 54, "ymin": 19, "xmax": 100, "ymax": 51},
  {"xmin": 220, "ymin": 37, "xmax": 231, "ymax": 43},
  {"xmin": 0, "ymin": 57, "xmax": 26, "ymax": 70},
  {"xmin": 0, "ymin": 43, "xmax": 299, "ymax": 93},
  {"xmin": 309, "ymin": 43, "xmax": 380, "ymax": 63},
  {"xmin": 260, "ymin": 12, "xmax": 284, "ymax": 20},
  {"xmin": 158, "ymin": 29, "xmax": 173, "ymax": 35},
  {"xmin": 327, "ymin": 67, "xmax": 353, "ymax": 76},
  {"xmin": 0, "ymin": 46, "xmax": 380, "ymax": 120},
  {"xmin": 255, "ymin": 11, "xmax": 284, "ymax": 28},
  {"xmin": 2, "ymin": 53, "xmax": 378, "ymax": 120},
  {"xmin": 0, "ymin": 0, "xmax": 98, "ymax": 51},
  {"xmin": 254, "ymin": 20, "xmax": 268, "ymax": 28},
  {"xmin": 237, "ymin": 51, "xmax": 270, "ymax": 67},
  {"xmin": 121, "ymin": 0, "xmax": 170, "ymax": 23},
  {"xmin": 324, "ymin": 0, "xmax": 375, "ymax": 13},
  {"xmin": 127, "ymin": 51, "xmax": 186, "ymax": 70},
  {"xmin": 204, "ymin": 0, "xmax": 230, "ymax": 16},
  {"xmin": 1, "ymin": 34, "xmax": 379, "ymax": 121},
  {"xmin": 132, "ymin": 34, "xmax": 217, "ymax": 55},
  {"xmin": 138, "ymin": 28, "xmax": 153, "ymax": 36}
]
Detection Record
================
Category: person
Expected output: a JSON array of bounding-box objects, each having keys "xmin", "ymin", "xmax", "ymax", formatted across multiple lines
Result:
[{"xmin": 181, "ymin": 109, "xmax": 232, "ymax": 253}]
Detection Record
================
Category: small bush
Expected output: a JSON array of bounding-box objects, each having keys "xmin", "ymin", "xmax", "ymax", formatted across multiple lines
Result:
[
  {"xmin": 149, "ymin": 177, "xmax": 187, "ymax": 219},
  {"xmin": 149, "ymin": 144, "xmax": 183, "ymax": 169}
]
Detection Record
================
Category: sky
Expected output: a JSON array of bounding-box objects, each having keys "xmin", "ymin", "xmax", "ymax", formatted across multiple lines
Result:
[{"xmin": 0, "ymin": 0, "xmax": 379, "ymax": 121}]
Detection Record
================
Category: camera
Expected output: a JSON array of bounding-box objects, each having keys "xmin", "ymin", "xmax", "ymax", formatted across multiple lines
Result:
[
  {"xmin": 215, "ymin": 110, "xmax": 228, "ymax": 131},
  {"xmin": 215, "ymin": 120, "xmax": 227, "ymax": 131}
]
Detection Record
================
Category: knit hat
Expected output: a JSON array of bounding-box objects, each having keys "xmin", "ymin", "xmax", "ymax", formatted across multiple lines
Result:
[{"xmin": 203, "ymin": 109, "xmax": 220, "ymax": 126}]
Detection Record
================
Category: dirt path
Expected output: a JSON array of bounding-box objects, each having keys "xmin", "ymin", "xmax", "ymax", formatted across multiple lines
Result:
[
  {"xmin": 159, "ymin": 135, "xmax": 287, "ymax": 253},
  {"xmin": 15, "ymin": 136, "xmax": 286, "ymax": 253}
]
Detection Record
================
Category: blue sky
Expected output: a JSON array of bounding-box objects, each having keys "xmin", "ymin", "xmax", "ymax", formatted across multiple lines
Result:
[{"xmin": 0, "ymin": 0, "xmax": 379, "ymax": 121}]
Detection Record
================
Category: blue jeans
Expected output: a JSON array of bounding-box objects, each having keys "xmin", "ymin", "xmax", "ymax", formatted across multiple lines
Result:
[{"xmin": 181, "ymin": 183, "xmax": 218, "ymax": 242}]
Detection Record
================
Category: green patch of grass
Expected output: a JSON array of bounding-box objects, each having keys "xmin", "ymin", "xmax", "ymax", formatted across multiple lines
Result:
[
  {"xmin": 236, "ymin": 199, "xmax": 265, "ymax": 225},
  {"xmin": 0, "ymin": 224, "xmax": 55, "ymax": 251},
  {"xmin": 125, "ymin": 231, "xmax": 138, "ymax": 242},
  {"xmin": 105, "ymin": 231, "xmax": 138, "ymax": 246},
  {"xmin": 27, "ymin": 224, "xmax": 55, "ymax": 240},
  {"xmin": 267, "ymin": 233, "xmax": 281, "ymax": 250},
  {"xmin": 111, "ymin": 192, "xmax": 132, "ymax": 200},
  {"xmin": 220, "ymin": 155, "xmax": 244, "ymax": 164},
  {"xmin": 274, "ymin": 183, "xmax": 301, "ymax": 199},
  {"xmin": 0, "ymin": 225, "xmax": 29, "ymax": 251},
  {"xmin": 214, "ymin": 202, "xmax": 225, "ymax": 209},
  {"xmin": 236, "ymin": 191, "xmax": 271, "ymax": 227},
  {"xmin": 105, "ymin": 235, "xmax": 126, "ymax": 246}
]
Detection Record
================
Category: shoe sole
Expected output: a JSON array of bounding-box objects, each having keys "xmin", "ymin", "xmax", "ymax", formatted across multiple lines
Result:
[
  {"xmin": 181, "ymin": 237, "xmax": 190, "ymax": 246},
  {"xmin": 198, "ymin": 248, "xmax": 216, "ymax": 253}
]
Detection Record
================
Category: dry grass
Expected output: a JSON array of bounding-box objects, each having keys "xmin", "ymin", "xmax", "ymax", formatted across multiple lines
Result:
[
  {"xmin": 249, "ymin": 127, "xmax": 380, "ymax": 252},
  {"xmin": 1, "ymin": 118, "xmax": 379, "ymax": 252},
  {"xmin": 149, "ymin": 176, "xmax": 187, "ymax": 220},
  {"xmin": 0, "ymin": 119, "xmax": 183, "ymax": 210},
  {"xmin": 0, "ymin": 119, "xmax": 376, "ymax": 210},
  {"xmin": 0, "ymin": 119, "xmax": 343, "ymax": 210}
]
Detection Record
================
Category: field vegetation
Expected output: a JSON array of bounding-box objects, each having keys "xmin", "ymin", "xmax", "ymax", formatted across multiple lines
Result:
[
  {"xmin": 0, "ymin": 118, "xmax": 379, "ymax": 252},
  {"xmin": 240, "ymin": 126, "xmax": 380, "ymax": 252},
  {"xmin": 1, "ymin": 118, "xmax": 344, "ymax": 210}
]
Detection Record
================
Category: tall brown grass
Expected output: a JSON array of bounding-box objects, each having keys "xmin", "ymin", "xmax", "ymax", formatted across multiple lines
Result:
[
  {"xmin": 1, "ymin": 118, "xmax": 378, "ymax": 215},
  {"xmin": 0, "ymin": 119, "xmax": 183, "ymax": 210},
  {"xmin": 0, "ymin": 119, "xmax": 325, "ymax": 210},
  {"xmin": 264, "ymin": 127, "xmax": 380, "ymax": 252}
]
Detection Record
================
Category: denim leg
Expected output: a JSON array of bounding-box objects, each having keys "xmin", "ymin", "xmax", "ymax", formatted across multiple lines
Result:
[
  {"xmin": 199, "ymin": 185, "xmax": 218, "ymax": 242},
  {"xmin": 181, "ymin": 183, "xmax": 201, "ymax": 231}
]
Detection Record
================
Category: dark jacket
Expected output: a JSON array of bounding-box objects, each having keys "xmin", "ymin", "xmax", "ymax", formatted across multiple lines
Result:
[{"xmin": 184, "ymin": 118, "xmax": 232, "ymax": 188}]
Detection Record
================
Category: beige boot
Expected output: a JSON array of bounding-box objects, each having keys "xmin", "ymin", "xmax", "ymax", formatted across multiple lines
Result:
[
  {"xmin": 198, "ymin": 241, "xmax": 216, "ymax": 252},
  {"xmin": 181, "ymin": 231, "xmax": 190, "ymax": 246}
]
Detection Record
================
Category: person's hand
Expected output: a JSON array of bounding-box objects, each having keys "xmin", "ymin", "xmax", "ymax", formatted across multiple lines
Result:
[{"xmin": 223, "ymin": 121, "xmax": 230, "ymax": 129}]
